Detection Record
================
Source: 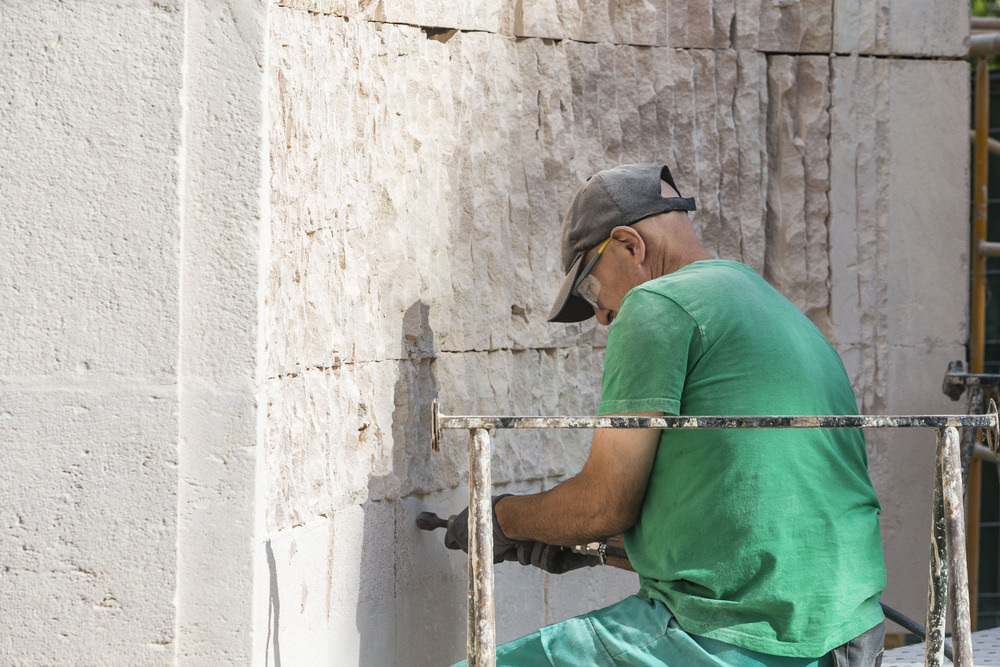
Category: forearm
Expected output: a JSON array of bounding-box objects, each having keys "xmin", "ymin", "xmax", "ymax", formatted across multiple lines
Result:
[
  {"xmin": 494, "ymin": 475, "xmax": 627, "ymax": 546},
  {"xmin": 495, "ymin": 414, "xmax": 661, "ymax": 548}
]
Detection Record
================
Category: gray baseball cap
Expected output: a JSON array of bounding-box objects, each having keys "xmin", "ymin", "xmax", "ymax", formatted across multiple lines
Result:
[{"xmin": 547, "ymin": 164, "xmax": 697, "ymax": 323}]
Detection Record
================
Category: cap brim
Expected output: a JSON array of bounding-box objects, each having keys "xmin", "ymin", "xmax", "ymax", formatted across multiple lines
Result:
[{"xmin": 547, "ymin": 253, "xmax": 596, "ymax": 323}]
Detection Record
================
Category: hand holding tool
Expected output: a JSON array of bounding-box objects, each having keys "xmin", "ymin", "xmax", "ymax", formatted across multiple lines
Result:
[
  {"xmin": 431, "ymin": 495, "xmax": 521, "ymax": 564},
  {"xmin": 417, "ymin": 510, "xmax": 633, "ymax": 570},
  {"xmin": 515, "ymin": 541, "xmax": 599, "ymax": 573}
]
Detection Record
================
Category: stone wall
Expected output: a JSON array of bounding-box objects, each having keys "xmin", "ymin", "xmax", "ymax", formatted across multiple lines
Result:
[
  {"xmin": 828, "ymin": 56, "xmax": 970, "ymax": 622},
  {"xmin": 262, "ymin": 1, "xmax": 969, "ymax": 665},
  {"xmin": 0, "ymin": 1, "xmax": 263, "ymax": 663},
  {"xmin": 0, "ymin": 0, "xmax": 971, "ymax": 663},
  {"xmin": 0, "ymin": 2, "xmax": 183, "ymax": 662}
]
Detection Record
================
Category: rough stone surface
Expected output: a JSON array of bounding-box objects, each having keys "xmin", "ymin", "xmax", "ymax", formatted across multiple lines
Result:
[
  {"xmin": 740, "ymin": 0, "xmax": 832, "ymax": 53},
  {"xmin": 276, "ymin": 0, "xmax": 515, "ymax": 34},
  {"xmin": 834, "ymin": 0, "xmax": 969, "ymax": 56},
  {"xmin": 262, "ymin": 1, "xmax": 973, "ymax": 659},
  {"xmin": 265, "ymin": 16, "xmax": 769, "ymax": 386},
  {"xmin": 279, "ymin": 0, "xmax": 971, "ymax": 55},
  {"xmin": 261, "ymin": 348, "xmax": 603, "ymax": 529},
  {"xmin": 765, "ymin": 55, "xmax": 831, "ymax": 330},
  {"xmin": 264, "ymin": 9, "xmax": 772, "ymax": 530},
  {"xmin": 273, "ymin": 0, "xmax": 833, "ymax": 50}
]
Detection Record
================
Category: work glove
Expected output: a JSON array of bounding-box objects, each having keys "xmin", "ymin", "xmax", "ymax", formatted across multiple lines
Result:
[
  {"xmin": 514, "ymin": 541, "xmax": 600, "ymax": 574},
  {"xmin": 444, "ymin": 494, "xmax": 521, "ymax": 564}
]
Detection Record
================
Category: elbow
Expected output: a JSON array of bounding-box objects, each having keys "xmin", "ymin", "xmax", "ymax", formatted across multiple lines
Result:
[{"xmin": 590, "ymin": 500, "xmax": 640, "ymax": 538}]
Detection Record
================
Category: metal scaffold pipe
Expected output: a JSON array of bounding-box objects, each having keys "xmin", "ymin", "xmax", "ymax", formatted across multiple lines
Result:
[
  {"xmin": 967, "ymin": 129, "xmax": 1000, "ymax": 157},
  {"xmin": 970, "ymin": 33, "xmax": 1000, "ymax": 58},
  {"xmin": 972, "ymin": 17, "xmax": 1000, "ymax": 31},
  {"xmin": 967, "ymin": 55, "xmax": 991, "ymax": 632},
  {"xmin": 978, "ymin": 240, "xmax": 1000, "ymax": 257},
  {"xmin": 942, "ymin": 427, "xmax": 973, "ymax": 666}
]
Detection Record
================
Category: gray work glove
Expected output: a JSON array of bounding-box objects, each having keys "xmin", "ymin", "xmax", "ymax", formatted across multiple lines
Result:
[
  {"xmin": 514, "ymin": 541, "xmax": 601, "ymax": 574},
  {"xmin": 444, "ymin": 494, "xmax": 520, "ymax": 564}
]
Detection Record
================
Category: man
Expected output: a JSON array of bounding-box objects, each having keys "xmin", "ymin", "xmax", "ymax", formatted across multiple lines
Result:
[{"xmin": 444, "ymin": 164, "xmax": 887, "ymax": 666}]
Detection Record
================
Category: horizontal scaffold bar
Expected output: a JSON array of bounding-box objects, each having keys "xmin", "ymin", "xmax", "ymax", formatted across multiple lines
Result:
[
  {"xmin": 439, "ymin": 414, "xmax": 995, "ymax": 430},
  {"xmin": 429, "ymin": 400, "xmax": 1000, "ymax": 451}
]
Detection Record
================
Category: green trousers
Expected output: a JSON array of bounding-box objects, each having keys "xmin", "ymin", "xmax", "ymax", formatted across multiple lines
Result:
[{"xmin": 454, "ymin": 596, "xmax": 835, "ymax": 667}]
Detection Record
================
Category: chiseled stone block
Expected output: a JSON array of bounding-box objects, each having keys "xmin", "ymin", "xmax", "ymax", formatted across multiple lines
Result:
[
  {"xmin": 275, "ymin": 0, "xmax": 516, "ymax": 34},
  {"xmin": 675, "ymin": 0, "xmax": 727, "ymax": 48},
  {"xmin": 743, "ymin": 0, "xmax": 832, "ymax": 53},
  {"xmin": 261, "ymin": 345, "xmax": 606, "ymax": 531},
  {"xmin": 262, "ymin": 360, "xmax": 416, "ymax": 530},
  {"xmin": 0, "ymin": 1, "xmax": 181, "ymax": 379},
  {"xmin": 765, "ymin": 55, "xmax": 831, "ymax": 330},
  {"xmin": 269, "ymin": 11, "xmax": 771, "ymax": 373},
  {"xmin": 834, "ymin": 0, "xmax": 969, "ymax": 56},
  {"xmin": 829, "ymin": 57, "xmax": 968, "ymax": 404},
  {"xmin": 273, "ymin": 0, "xmax": 965, "ymax": 55},
  {"xmin": 0, "ymin": 390, "xmax": 177, "ymax": 664},
  {"xmin": 829, "ymin": 56, "xmax": 884, "ymax": 412},
  {"xmin": 516, "ymin": 0, "xmax": 659, "ymax": 44},
  {"xmin": 516, "ymin": 0, "xmax": 830, "ymax": 50},
  {"xmin": 266, "ymin": 11, "xmax": 776, "ymax": 528}
]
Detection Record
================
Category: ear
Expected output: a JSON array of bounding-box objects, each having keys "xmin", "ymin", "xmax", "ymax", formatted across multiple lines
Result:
[{"xmin": 610, "ymin": 226, "xmax": 645, "ymax": 265}]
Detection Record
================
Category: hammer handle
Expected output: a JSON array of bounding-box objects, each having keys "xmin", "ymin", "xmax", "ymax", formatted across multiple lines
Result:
[{"xmin": 416, "ymin": 511, "xmax": 449, "ymax": 531}]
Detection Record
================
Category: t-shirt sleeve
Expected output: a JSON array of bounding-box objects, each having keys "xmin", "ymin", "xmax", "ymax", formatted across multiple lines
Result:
[{"xmin": 596, "ymin": 287, "xmax": 702, "ymax": 417}]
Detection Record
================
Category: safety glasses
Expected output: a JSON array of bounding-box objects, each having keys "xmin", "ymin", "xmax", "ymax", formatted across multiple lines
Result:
[{"xmin": 572, "ymin": 237, "xmax": 611, "ymax": 310}]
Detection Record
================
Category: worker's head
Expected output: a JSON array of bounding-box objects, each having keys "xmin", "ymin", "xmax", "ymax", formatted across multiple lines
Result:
[{"xmin": 548, "ymin": 164, "xmax": 706, "ymax": 325}]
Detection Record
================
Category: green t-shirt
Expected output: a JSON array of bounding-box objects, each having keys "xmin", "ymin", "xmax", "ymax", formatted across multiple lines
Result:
[{"xmin": 597, "ymin": 260, "xmax": 886, "ymax": 658}]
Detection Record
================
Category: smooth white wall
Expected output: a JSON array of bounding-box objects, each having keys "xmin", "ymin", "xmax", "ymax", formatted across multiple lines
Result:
[
  {"xmin": 0, "ymin": 1, "xmax": 263, "ymax": 663},
  {"xmin": 0, "ymin": 2, "xmax": 183, "ymax": 662},
  {"xmin": 177, "ymin": 0, "xmax": 265, "ymax": 662}
]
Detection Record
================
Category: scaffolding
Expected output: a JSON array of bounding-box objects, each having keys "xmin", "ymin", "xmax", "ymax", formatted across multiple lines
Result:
[
  {"xmin": 966, "ymin": 20, "xmax": 1000, "ymax": 636},
  {"xmin": 429, "ymin": 400, "xmax": 998, "ymax": 667}
]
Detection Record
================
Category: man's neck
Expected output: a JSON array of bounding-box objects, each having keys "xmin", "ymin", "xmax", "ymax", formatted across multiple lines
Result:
[{"xmin": 655, "ymin": 243, "xmax": 713, "ymax": 279}]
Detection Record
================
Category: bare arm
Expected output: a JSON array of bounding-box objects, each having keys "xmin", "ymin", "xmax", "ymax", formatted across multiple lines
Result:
[{"xmin": 494, "ymin": 411, "xmax": 662, "ymax": 546}]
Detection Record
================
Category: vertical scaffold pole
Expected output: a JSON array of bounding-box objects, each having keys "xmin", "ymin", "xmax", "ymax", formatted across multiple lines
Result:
[
  {"xmin": 925, "ymin": 429, "xmax": 948, "ymax": 667},
  {"xmin": 942, "ymin": 426, "xmax": 973, "ymax": 666},
  {"xmin": 467, "ymin": 428, "xmax": 496, "ymax": 666},
  {"xmin": 968, "ymin": 53, "xmax": 991, "ymax": 633}
]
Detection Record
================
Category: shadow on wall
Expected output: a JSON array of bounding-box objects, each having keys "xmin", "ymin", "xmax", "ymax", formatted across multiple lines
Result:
[
  {"xmin": 265, "ymin": 540, "xmax": 281, "ymax": 666},
  {"xmin": 355, "ymin": 301, "xmax": 467, "ymax": 666}
]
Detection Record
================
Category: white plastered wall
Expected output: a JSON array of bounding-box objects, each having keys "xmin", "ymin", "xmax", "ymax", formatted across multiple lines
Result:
[
  {"xmin": 0, "ymin": 0, "xmax": 263, "ymax": 663},
  {"xmin": 178, "ymin": 0, "xmax": 266, "ymax": 662},
  {"xmin": 0, "ymin": 2, "xmax": 183, "ymax": 662}
]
